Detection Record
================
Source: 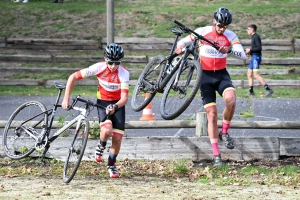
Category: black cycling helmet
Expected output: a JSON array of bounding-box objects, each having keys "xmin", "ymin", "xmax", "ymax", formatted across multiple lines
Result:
[
  {"xmin": 104, "ymin": 43, "xmax": 124, "ymax": 61},
  {"xmin": 214, "ymin": 7, "xmax": 232, "ymax": 25}
]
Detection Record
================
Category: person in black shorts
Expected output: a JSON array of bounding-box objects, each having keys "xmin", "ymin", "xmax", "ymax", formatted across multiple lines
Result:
[
  {"xmin": 175, "ymin": 8, "xmax": 247, "ymax": 166},
  {"xmin": 245, "ymin": 24, "xmax": 274, "ymax": 97},
  {"xmin": 62, "ymin": 43, "xmax": 130, "ymax": 178}
]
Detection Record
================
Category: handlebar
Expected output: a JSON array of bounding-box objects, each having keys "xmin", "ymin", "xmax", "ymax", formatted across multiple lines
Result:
[
  {"xmin": 70, "ymin": 95, "xmax": 106, "ymax": 110},
  {"xmin": 174, "ymin": 20, "xmax": 220, "ymax": 50}
]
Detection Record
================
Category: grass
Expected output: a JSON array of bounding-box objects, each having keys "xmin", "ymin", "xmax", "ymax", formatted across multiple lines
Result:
[
  {"xmin": 1, "ymin": 0, "xmax": 299, "ymax": 97},
  {"xmin": 11, "ymin": 71, "xmax": 300, "ymax": 81},
  {"xmin": 1, "ymin": 157, "xmax": 300, "ymax": 186},
  {"xmin": 231, "ymin": 73, "xmax": 300, "ymax": 80},
  {"xmin": 1, "ymin": 0, "xmax": 300, "ymax": 39},
  {"xmin": 1, "ymin": 85, "xmax": 300, "ymax": 98}
]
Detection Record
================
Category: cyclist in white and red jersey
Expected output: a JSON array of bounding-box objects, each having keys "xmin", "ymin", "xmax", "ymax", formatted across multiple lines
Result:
[
  {"xmin": 175, "ymin": 7, "xmax": 246, "ymax": 166},
  {"xmin": 62, "ymin": 43, "xmax": 130, "ymax": 178}
]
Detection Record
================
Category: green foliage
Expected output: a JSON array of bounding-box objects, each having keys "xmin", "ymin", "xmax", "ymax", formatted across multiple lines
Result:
[
  {"xmin": 240, "ymin": 166, "xmax": 270, "ymax": 175},
  {"xmin": 230, "ymin": 73, "xmax": 300, "ymax": 80},
  {"xmin": 89, "ymin": 117, "xmax": 100, "ymax": 139},
  {"xmin": 1, "ymin": 0, "xmax": 300, "ymax": 39},
  {"xmin": 1, "ymin": 86, "xmax": 300, "ymax": 98},
  {"xmin": 166, "ymin": 159, "xmax": 191, "ymax": 174},
  {"xmin": 57, "ymin": 114, "xmax": 74, "ymax": 137},
  {"xmin": 173, "ymin": 161, "xmax": 189, "ymax": 174},
  {"xmin": 1, "ymin": 158, "xmax": 300, "ymax": 187},
  {"xmin": 183, "ymin": 117, "xmax": 195, "ymax": 120},
  {"xmin": 19, "ymin": 146, "xmax": 29, "ymax": 154},
  {"xmin": 239, "ymin": 99, "xmax": 254, "ymax": 118}
]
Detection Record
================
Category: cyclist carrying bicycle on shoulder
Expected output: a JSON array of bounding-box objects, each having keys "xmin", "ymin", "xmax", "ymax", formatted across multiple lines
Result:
[
  {"xmin": 62, "ymin": 43, "xmax": 130, "ymax": 178},
  {"xmin": 175, "ymin": 7, "xmax": 246, "ymax": 166}
]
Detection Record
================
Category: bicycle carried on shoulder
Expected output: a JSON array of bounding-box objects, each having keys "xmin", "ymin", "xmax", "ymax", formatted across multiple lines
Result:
[
  {"xmin": 2, "ymin": 81, "xmax": 106, "ymax": 183},
  {"xmin": 131, "ymin": 20, "xmax": 220, "ymax": 120}
]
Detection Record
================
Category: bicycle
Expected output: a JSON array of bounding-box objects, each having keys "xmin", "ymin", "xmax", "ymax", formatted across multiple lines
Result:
[
  {"xmin": 2, "ymin": 81, "xmax": 106, "ymax": 183},
  {"xmin": 131, "ymin": 20, "xmax": 220, "ymax": 120}
]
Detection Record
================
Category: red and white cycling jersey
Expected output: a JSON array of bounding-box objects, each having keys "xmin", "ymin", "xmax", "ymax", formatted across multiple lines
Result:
[
  {"xmin": 177, "ymin": 26, "xmax": 246, "ymax": 71},
  {"xmin": 75, "ymin": 62, "xmax": 130, "ymax": 101}
]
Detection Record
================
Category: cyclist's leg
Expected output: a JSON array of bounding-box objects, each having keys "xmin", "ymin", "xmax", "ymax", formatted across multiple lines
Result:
[
  {"xmin": 96, "ymin": 99, "xmax": 114, "ymax": 162},
  {"xmin": 107, "ymin": 106, "xmax": 125, "ymax": 178},
  {"xmin": 217, "ymin": 71, "xmax": 235, "ymax": 149},
  {"xmin": 200, "ymin": 71, "xmax": 221, "ymax": 165}
]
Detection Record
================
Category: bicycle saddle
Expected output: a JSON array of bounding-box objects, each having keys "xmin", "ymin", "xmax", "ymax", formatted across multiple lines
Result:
[
  {"xmin": 54, "ymin": 81, "xmax": 66, "ymax": 89},
  {"xmin": 171, "ymin": 28, "xmax": 183, "ymax": 36}
]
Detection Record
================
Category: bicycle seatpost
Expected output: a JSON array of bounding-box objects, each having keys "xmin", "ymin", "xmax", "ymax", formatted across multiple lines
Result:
[{"xmin": 169, "ymin": 28, "xmax": 182, "ymax": 56}]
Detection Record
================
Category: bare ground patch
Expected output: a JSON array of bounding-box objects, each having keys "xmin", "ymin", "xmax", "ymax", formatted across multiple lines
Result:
[{"xmin": 0, "ymin": 156, "xmax": 300, "ymax": 199}]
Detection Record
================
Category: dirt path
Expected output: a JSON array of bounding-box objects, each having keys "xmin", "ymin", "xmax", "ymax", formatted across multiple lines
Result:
[
  {"xmin": 0, "ymin": 175, "xmax": 299, "ymax": 200},
  {"xmin": 1, "ymin": 157, "xmax": 300, "ymax": 199}
]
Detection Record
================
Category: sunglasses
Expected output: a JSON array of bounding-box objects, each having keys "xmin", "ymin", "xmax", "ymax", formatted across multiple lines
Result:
[
  {"xmin": 107, "ymin": 61, "xmax": 121, "ymax": 65},
  {"xmin": 216, "ymin": 23, "xmax": 228, "ymax": 29}
]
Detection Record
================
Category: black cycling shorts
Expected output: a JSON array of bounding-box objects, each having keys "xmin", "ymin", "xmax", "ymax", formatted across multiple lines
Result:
[
  {"xmin": 200, "ymin": 68, "xmax": 235, "ymax": 107},
  {"xmin": 97, "ymin": 99, "xmax": 125, "ymax": 135}
]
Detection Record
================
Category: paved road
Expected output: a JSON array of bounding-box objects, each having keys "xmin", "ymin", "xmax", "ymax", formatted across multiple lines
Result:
[{"xmin": 1, "ymin": 96, "xmax": 300, "ymax": 137}]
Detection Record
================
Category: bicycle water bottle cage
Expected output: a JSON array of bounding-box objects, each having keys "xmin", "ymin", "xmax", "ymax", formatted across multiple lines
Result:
[
  {"xmin": 167, "ymin": 57, "xmax": 180, "ymax": 74},
  {"xmin": 171, "ymin": 28, "xmax": 183, "ymax": 36}
]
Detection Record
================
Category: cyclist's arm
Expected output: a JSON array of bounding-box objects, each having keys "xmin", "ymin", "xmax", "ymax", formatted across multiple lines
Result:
[
  {"xmin": 116, "ymin": 92, "xmax": 128, "ymax": 108},
  {"xmin": 110, "ymin": 69, "xmax": 130, "ymax": 113},
  {"xmin": 106, "ymin": 92, "xmax": 128, "ymax": 114},
  {"xmin": 175, "ymin": 35, "xmax": 194, "ymax": 54},
  {"xmin": 62, "ymin": 73, "xmax": 78, "ymax": 109},
  {"xmin": 229, "ymin": 36, "xmax": 247, "ymax": 60}
]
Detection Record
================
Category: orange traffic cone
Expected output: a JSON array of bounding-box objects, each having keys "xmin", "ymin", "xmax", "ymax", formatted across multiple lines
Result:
[{"xmin": 139, "ymin": 93, "xmax": 156, "ymax": 121}]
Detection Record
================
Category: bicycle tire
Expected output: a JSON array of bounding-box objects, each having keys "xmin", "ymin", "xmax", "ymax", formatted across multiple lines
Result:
[
  {"xmin": 131, "ymin": 55, "xmax": 165, "ymax": 112},
  {"xmin": 2, "ymin": 101, "xmax": 48, "ymax": 159},
  {"xmin": 160, "ymin": 59, "xmax": 202, "ymax": 120},
  {"xmin": 63, "ymin": 119, "xmax": 89, "ymax": 183}
]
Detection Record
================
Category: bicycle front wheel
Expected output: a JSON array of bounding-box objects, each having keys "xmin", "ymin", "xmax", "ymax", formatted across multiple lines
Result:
[
  {"xmin": 3, "ymin": 101, "xmax": 48, "ymax": 159},
  {"xmin": 160, "ymin": 59, "xmax": 202, "ymax": 120},
  {"xmin": 131, "ymin": 55, "xmax": 165, "ymax": 112},
  {"xmin": 63, "ymin": 119, "xmax": 89, "ymax": 183}
]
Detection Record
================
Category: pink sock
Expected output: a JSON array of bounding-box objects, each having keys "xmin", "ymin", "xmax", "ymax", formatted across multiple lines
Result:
[
  {"xmin": 211, "ymin": 142, "xmax": 220, "ymax": 156},
  {"xmin": 221, "ymin": 122, "xmax": 230, "ymax": 134}
]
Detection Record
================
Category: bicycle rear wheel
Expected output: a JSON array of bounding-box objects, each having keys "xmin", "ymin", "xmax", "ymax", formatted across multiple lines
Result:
[
  {"xmin": 160, "ymin": 59, "xmax": 202, "ymax": 120},
  {"xmin": 63, "ymin": 119, "xmax": 89, "ymax": 183},
  {"xmin": 2, "ymin": 101, "xmax": 48, "ymax": 159},
  {"xmin": 131, "ymin": 55, "xmax": 165, "ymax": 112}
]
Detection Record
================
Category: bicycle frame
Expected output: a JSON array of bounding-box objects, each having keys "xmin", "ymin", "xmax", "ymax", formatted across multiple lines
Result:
[
  {"xmin": 11, "ymin": 81, "xmax": 100, "ymax": 161},
  {"xmin": 154, "ymin": 31, "xmax": 199, "ymax": 93},
  {"xmin": 17, "ymin": 104, "xmax": 87, "ymax": 149},
  {"xmin": 167, "ymin": 20, "xmax": 220, "ymax": 91},
  {"xmin": 14, "ymin": 85, "xmax": 64, "ymax": 149},
  {"xmin": 48, "ymin": 107, "xmax": 87, "ymax": 141},
  {"xmin": 171, "ymin": 38, "xmax": 199, "ymax": 88},
  {"xmin": 142, "ymin": 20, "xmax": 219, "ymax": 95}
]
